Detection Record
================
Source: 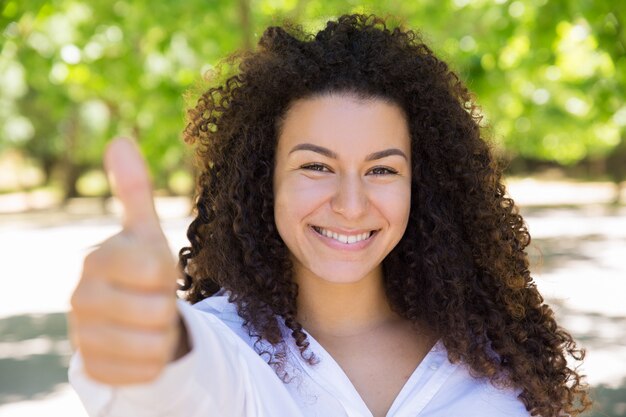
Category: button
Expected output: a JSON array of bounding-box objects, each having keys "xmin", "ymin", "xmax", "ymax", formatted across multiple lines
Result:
[{"xmin": 429, "ymin": 363, "xmax": 440, "ymax": 370}]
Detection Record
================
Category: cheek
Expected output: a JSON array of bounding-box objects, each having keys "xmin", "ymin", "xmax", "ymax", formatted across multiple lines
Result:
[
  {"xmin": 274, "ymin": 178, "xmax": 332, "ymax": 237},
  {"xmin": 371, "ymin": 182, "xmax": 411, "ymax": 228}
]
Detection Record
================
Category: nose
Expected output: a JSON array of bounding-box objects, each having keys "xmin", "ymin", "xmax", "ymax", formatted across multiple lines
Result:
[{"xmin": 330, "ymin": 173, "xmax": 369, "ymax": 219}]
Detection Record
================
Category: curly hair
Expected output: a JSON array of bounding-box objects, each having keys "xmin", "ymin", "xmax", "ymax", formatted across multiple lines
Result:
[{"xmin": 179, "ymin": 13, "xmax": 590, "ymax": 417}]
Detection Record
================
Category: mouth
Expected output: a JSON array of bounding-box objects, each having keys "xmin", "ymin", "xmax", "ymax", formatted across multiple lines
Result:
[{"xmin": 311, "ymin": 225, "xmax": 378, "ymax": 245}]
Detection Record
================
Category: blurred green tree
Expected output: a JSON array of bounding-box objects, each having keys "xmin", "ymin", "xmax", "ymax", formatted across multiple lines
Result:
[
  {"xmin": 1, "ymin": 0, "xmax": 246, "ymax": 198},
  {"xmin": 0, "ymin": 0, "xmax": 624, "ymax": 202}
]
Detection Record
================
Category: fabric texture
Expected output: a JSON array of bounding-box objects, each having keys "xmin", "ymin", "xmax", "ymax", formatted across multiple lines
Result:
[{"xmin": 69, "ymin": 294, "xmax": 531, "ymax": 417}]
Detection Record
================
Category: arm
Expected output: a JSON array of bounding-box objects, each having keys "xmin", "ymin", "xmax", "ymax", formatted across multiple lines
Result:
[
  {"xmin": 70, "ymin": 300, "xmax": 305, "ymax": 417},
  {"xmin": 68, "ymin": 139, "xmax": 302, "ymax": 417}
]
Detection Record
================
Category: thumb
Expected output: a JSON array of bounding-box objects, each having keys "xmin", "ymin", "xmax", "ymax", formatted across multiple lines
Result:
[{"xmin": 104, "ymin": 138, "xmax": 162, "ymax": 239}]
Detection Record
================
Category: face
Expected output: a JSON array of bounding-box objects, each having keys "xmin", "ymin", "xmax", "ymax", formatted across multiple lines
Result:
[{"xmin": 273, "ymin": 93, "xmax": 412, "ymax": 286}]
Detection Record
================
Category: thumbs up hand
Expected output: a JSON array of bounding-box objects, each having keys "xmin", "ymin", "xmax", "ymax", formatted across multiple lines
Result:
[{"xmin": 69, "ymin": 138, "xmax": 188, "ymax": 385}]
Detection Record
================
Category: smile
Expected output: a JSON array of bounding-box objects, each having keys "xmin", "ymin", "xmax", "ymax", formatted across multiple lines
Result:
[{"xmin": 311, "ymin": 226, "xmax": 376, "ymax": 244}]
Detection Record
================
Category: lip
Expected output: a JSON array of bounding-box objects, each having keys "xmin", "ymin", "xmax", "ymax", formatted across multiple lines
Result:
[
  {"xmin": 310, "ymin": 225, "xmax": 375, "ymax": 236},
  {"xmin": 309, "ymin": 225, "xmax": 378, "ymax": 251}
]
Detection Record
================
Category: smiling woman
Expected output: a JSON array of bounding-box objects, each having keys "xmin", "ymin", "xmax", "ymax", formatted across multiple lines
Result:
[
  {"xmin": 68, "ymin": 13, "xmax": 590, "ymax": 417},
  {"xmin": 274, "ymin": 95, "xmax": 412, "ymax": 291}
]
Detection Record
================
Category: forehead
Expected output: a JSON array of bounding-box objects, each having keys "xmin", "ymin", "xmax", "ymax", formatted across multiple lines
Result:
[{"xmin": 276, "ymin": 94, "xmax": 410, "ymax": 155}]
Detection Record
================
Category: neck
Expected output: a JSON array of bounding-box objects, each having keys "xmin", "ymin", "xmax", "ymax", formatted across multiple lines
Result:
[{"xmin": 295, "ymin": 266, "xmax": 400, "ymax": 338}]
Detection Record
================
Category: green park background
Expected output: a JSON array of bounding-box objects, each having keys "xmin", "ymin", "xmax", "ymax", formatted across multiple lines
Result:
[
  {"xmin": 1, "ymin": 0, "xmax": 625, "ymax": 202},
  {"xmin": 1, "ymin": 0, "xmax": 625, "ymax": 416}
]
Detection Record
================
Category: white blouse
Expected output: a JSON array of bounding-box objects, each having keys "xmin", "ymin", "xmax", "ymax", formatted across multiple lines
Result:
[{"xmin": 69, "ymin": 294, "xmax": 531, "ymax": 417}]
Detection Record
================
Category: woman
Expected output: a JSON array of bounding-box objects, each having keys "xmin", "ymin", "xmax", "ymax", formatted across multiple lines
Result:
[{"xmin": 69, "ymin": 13, "xmax": 590, "ymax": 417}]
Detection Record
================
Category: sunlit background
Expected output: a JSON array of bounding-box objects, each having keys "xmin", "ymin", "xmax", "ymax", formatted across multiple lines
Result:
[{"xmin": 1, "ymin": 0, "xmax": 625, "ymax": 416}]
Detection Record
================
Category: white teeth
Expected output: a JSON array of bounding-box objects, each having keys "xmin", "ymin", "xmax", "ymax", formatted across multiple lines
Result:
[{"xmin": 314, "ymin": 226, "xmax": 373, "ymax": 244}]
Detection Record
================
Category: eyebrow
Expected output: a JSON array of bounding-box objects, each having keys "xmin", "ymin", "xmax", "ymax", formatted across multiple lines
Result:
[
  {"xmin": 288, "ymin": 143, "xmax": 408, "ymax": 161},
  {"xmin": 365, "ymin": 148, "xmax": 408, "ymax": 161},
  {"xmin": 289, "ymin": 143, "xmax": 337, "ymax": 159}
]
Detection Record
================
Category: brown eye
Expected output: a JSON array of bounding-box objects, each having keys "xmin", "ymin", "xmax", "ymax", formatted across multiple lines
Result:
[
  {"xmin": 368, "ymin": 166, "xmax": 398, "ymax": 176},
  {"xmin": 301, "ymin": 163, "xmax": 331, "ymax": 172}
]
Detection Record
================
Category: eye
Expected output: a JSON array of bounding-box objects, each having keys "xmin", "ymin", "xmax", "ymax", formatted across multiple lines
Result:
[
  {"xmin": 301, "ymin": 163, "xmax": 332, "ymax": 173},
  {"xmin": 368, "ymin": 166, "xmax": 398, "ymax": 176}
]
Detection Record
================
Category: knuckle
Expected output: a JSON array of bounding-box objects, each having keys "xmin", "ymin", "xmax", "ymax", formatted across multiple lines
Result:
[
  {"xmin": 66, "ymin": 312, "xmax": 77, "ymax": 334},
  {"xmin": 82, "ymin": 357, "xmax": 110, "ymax": 382},
  {"xmin": 82, "ymin": 250, "xmax": 97, "ymax": 267},
  {"xmin": 70, "ymin": 290, "xmax": 89, "ymax": 314},
  {"xmin": 69, "ymin": 332, "xmax": 80, "ymax": 351},
  {"xmin": 77, "ymin": 327, "xmax": 102, "ymax": 351},
  {"xmin": 82, "ymin": 249, "xmax": 104, "ymax": 273},
  {"xmin": 69, "ymin": 291, "xmax": 81, "ymax": 311},
  {"xmin": 70, "ymin": 281, "xmax": 103, "ymax": 314}
]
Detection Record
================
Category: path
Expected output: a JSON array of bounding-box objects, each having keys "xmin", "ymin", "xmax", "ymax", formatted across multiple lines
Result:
[{"xmin": 0, "ymin": 180, "xmax": 624, "ymax": 416}]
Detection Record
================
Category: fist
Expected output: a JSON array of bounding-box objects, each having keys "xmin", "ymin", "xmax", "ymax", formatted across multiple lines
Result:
[{"xmin": 69, "ymin": 138, "xmax": 187, "ymax": 385}]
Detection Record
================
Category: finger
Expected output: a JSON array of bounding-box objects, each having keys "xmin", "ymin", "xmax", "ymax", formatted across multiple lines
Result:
[
  {"xmin": 82, "ymin": 355, "xmax": 164, "ymax": 385},
  {"xmin": 107, "ymin": 290, "xmax": 177, "ymax": 330},
  {"xmin": 80, "ymin": 235, "xmax": 177, "ymax": 293},
  {"xmin": 74, "ymin": 279, "xmax": 177, "ymax": 330},
  {"xmin": 67, "ymin": 311, "xmax": 81, "ymax": 352},
  {"xmin": 78, "ymin": 322, "xmax": 177, "ymax": 364},
  {"xmin": 104, "ymin": 138, "xmax": 162, "ymax": 239}
]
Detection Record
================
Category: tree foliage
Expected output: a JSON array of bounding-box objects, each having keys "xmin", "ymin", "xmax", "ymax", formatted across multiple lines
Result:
[{"xmin": 1, "ymin": 0, "xmax": 624, "ymax": 198}]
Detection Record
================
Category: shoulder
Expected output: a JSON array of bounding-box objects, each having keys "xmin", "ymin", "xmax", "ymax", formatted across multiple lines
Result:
[
  {"xmin": 190, "ymin": 291, "xmax": 239, "ymax": 320},
  {"xmin": 185, "ymin": 291, "xmax": 258, "ymax": 347},
  {"xmin": 434, "ymin": 363, "xmax": 531, "ymax": 417},
  {"xmin": 475, "ymin": 380, "xmax": 530, "ymax": 416}
]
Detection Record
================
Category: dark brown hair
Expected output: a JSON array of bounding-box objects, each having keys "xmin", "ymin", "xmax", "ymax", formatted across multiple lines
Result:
[{"xmin": 180, "ymin": 13, "xmax": 590, "ymax": 417}]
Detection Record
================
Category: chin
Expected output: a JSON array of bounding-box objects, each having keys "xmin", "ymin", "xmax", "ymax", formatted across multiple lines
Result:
[{"xmin": 309, "ymin": 263, "xmax": 379, "ymax": 285}]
